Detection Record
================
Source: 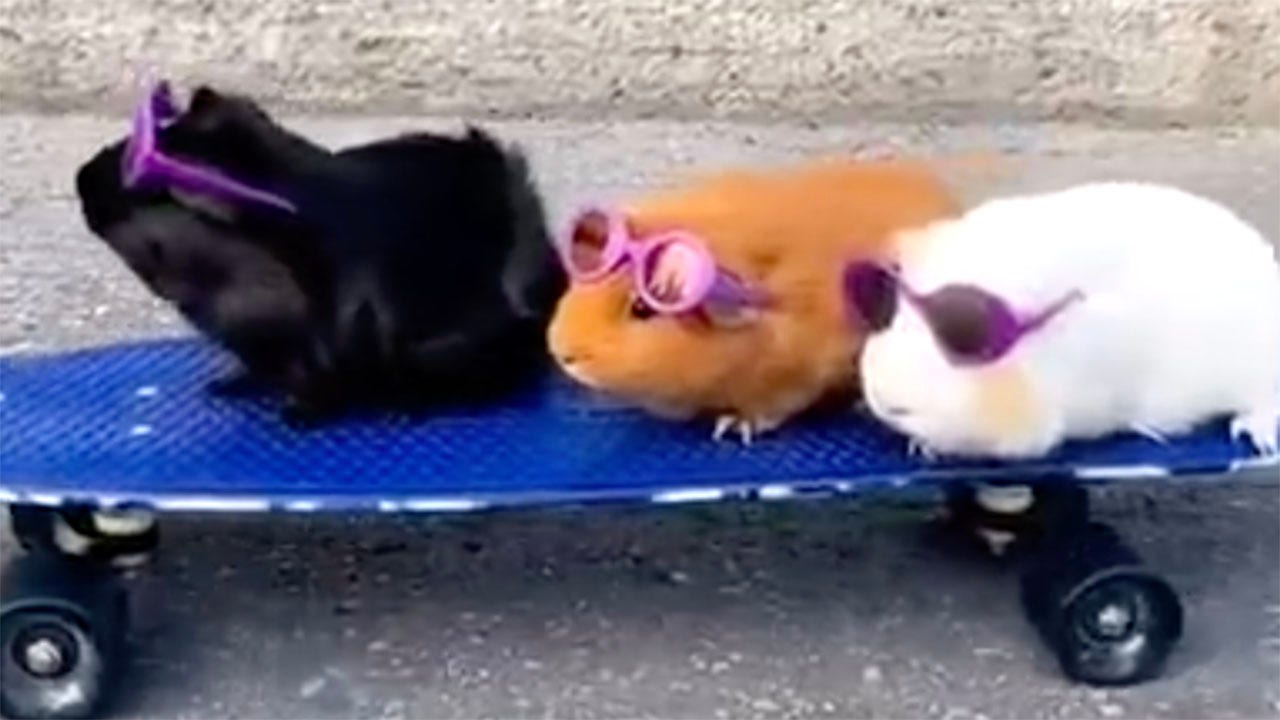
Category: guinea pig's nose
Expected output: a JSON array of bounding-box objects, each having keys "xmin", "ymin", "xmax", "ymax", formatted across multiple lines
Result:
[{"xmin": 555, "ymin": 349, "xmax": 596, "ymax": 371}]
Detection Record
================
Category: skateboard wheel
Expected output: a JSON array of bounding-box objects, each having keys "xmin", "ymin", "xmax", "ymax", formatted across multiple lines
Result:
[
  {"xmin": 0, "ymin": 554, "xmax": 127, "ymax": 720},
  {"xmin": 974, "ymin": 483, "xmax": 1035, "ymax": 514},
  {"xmin": 87, "ymin": 508, "xmax": 156, "ymax": 539},
  {"xmin": 943, "ymin": 481, "xmax": 1089, "ymax": 556},
  {"xmin": 8, "ymin": 505, "xmax": 157, "ymax": 569},
  {"xmin": 1020, "ymin": 522, "xmax": 1182, "ymax": 686}
]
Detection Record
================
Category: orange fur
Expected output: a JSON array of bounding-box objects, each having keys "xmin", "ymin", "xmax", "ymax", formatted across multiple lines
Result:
[
  {"xmin": 548, "ymin": 157, "xmax": 961, "ymax": 430},
  {"xmin": 973, "ymin": 363, "xmax": 1042, "ymax": 446}
]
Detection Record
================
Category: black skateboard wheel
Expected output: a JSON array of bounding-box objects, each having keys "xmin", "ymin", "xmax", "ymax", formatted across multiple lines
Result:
[
  {"xmin": 0, "ymin": 554, "xmax": 128, "ymax": 719},
  {"xmin": 1020, "ymin": 522, "xmax": 1182, "ymax": 686}
]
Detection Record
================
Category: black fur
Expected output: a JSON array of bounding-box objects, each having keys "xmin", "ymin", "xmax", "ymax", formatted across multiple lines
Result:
[
  {"xmin": 75, "ymin": 148, "xmax": 322, "ymax": 405},
  {"xmin": 75, "ymin": 86, "xmax": 566, "ymax": 424}
]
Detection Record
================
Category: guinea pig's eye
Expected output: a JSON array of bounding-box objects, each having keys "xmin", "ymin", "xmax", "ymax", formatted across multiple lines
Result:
[{"xmin": 628, "ymin": 296, "xmax": 657, "ymax": 320}]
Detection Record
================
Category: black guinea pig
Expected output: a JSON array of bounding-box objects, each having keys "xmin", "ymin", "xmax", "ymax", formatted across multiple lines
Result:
[{"xmin": 74, "ymin": 85, "xmax": 566, "ymax": 424}]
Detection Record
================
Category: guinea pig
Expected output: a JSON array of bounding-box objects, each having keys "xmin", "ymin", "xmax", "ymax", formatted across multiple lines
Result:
[
  {"xmin": 75, "ymin": 134, "xmax": 325, "ymax": 406},
  {"xmin": 76, "ymin": 84, "xmax": 565, "ymax": 423},
  {"xmin": 547, "ymin": 157, "xmax": 961, "ymax": 442},
  {"xmin": 848, "ymin": 181, "xmax": 1280, "ymax": 459}
]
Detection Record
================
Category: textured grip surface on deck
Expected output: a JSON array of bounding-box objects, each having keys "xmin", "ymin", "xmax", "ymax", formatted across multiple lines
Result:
[{"xmin": 0, "ymin": 339, "xmax": 1274, "ymax": 512}]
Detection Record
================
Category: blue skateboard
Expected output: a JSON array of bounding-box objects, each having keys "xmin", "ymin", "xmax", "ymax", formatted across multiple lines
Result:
[{"xmin": 1, "ymin": 338, "xmax": 1276, "ymax": 719}]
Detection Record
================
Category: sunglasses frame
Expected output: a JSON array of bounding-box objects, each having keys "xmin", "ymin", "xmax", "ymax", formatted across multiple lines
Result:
[
  {"xmin": 845, "ymin": 260, "xmax": 1083, "ymax": 366},
  {"xmin": 121, "ymin": 81, "xmax": 298, "ymax": 214},
  {"xmin": 559, "ymin": 206, "xmax": 770, "ymax": 316}
]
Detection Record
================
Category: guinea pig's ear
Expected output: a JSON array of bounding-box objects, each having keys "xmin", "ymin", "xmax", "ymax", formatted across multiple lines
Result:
[
  {"xmin": 167, "ymin": 86, "xmax": 235, "ymax": 143},
  {"xmin": 183, "ymin": 88, "xmax": 249, "ymax": 138},
  {"xmin": 188, "ymin": 86, "xmax": 222, "ymax": 114},
  {"xmin": 181, "ymin": 86, "xmax": 270, "ymax": 138}
]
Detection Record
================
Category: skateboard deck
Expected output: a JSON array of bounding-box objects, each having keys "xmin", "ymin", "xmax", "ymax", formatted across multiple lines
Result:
[{"xmin": 0, "ymin": 339, "xmax": 1275, "ymax": 512}]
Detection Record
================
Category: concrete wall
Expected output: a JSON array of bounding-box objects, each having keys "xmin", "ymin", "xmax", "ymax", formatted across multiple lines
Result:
[{"xmin": 1, "ymin": 0, "xmax": 1276, "ymax": 125}]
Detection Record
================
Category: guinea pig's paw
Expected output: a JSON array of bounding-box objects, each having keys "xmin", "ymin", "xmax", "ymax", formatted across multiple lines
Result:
[
  {"xmin": 907, "ymin": 438, "xmax": 940, "ymax": 460},
  {"xmin": 712, "ymin": 414, "xmax": 782, "ymax": 446},
  {"xmin": 712, "ymin": 415, "xmax": 751, "ymax": 445},
  {"xmin": 1129, "ymin": 423, "xmax": 1173, "ymax": 446},
  {"xmin": 1230, "ymin": 409, "xmax": 1279, "ymax": 456},
  {"xmin": 206, "ymin": 372, "xmax": 265, "ymax": 399}
]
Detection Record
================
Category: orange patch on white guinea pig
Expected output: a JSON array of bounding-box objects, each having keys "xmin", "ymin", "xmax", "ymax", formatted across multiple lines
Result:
[
  {"xmin": 971, "ymin": 363, "xmax": 1047, "ymax": 450},
  {"xmin": 891, "ymin": 220, "xmax": 949, "ymax": 270}
]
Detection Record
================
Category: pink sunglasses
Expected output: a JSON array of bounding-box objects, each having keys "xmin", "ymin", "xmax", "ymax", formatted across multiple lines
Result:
[
  {"xmin": 121, "ymin": 81, "xmax": 298, "ymax": 213},
  {"xmin": 559, "ymin": 206, "xmax": 770, "ymax": 316},
  {"xmin": 844, "ymin": 260, "xmax": 1083, "ymax": 366}
]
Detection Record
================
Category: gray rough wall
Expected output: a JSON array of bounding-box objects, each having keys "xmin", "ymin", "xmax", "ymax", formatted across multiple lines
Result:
[{"xmin": 1, "ymin": 0, "xmax": 1277, "ymax": 125}]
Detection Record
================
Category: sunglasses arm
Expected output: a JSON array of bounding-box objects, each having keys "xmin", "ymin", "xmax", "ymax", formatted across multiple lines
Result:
[
  {"xmin": 706, "ymin": 270, "xmax": 771, "ymax": 309},
  {"xmin": 123, "ymin": 86, "xmax": 299, "ymax": 214},
  {"xmin": 1020, "ymin": 289, "xmax": 1085, "ymax": 335},
  {"xmin": 152, "ymin": 154, "xmax": 299, "ymax": 213}
]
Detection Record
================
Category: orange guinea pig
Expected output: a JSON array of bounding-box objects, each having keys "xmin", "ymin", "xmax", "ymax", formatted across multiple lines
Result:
[{"xmin": 547, "ymin": 157, "xmax": 961, "ymax": 442}]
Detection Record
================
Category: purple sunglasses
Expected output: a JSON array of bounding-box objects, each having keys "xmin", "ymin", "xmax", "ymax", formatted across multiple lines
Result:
[
  {"xmin": 559, "ymin": 206, "xmax": 770, "ymax": 316},
  {"xmin": 121, "ymin": 82, "xmax": 297, "ymax": 213},
  {"xmin": 843, "ymin": 260, "xmax": 1083, "ymax": 366}
]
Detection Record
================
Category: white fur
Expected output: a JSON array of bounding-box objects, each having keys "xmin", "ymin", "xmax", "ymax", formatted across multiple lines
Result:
[{"xmin": 861, "ymin": 182, "xmax": 1280, "ymax": 458}]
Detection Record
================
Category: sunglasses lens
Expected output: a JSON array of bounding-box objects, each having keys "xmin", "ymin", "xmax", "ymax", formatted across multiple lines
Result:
[
  {"xmin": 641, "ymin": 240, "xmax": 702, "ymax": 309},
  {"xmin": 923, "ymin": 286, "xmax": 1003, "ymax": 362},
  {"xmin": 844, "ymin": 263, "xmax": 898, "ymax": 332},
  {"xmin": 566, "ymin": 210, "xmax": 614, "ymax": 277}
]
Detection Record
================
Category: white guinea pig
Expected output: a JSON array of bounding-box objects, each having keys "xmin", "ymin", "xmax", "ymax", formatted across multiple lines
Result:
[{"xmin": 846, "ymin": 181, "xmax": 1280, "ymax": 459}]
